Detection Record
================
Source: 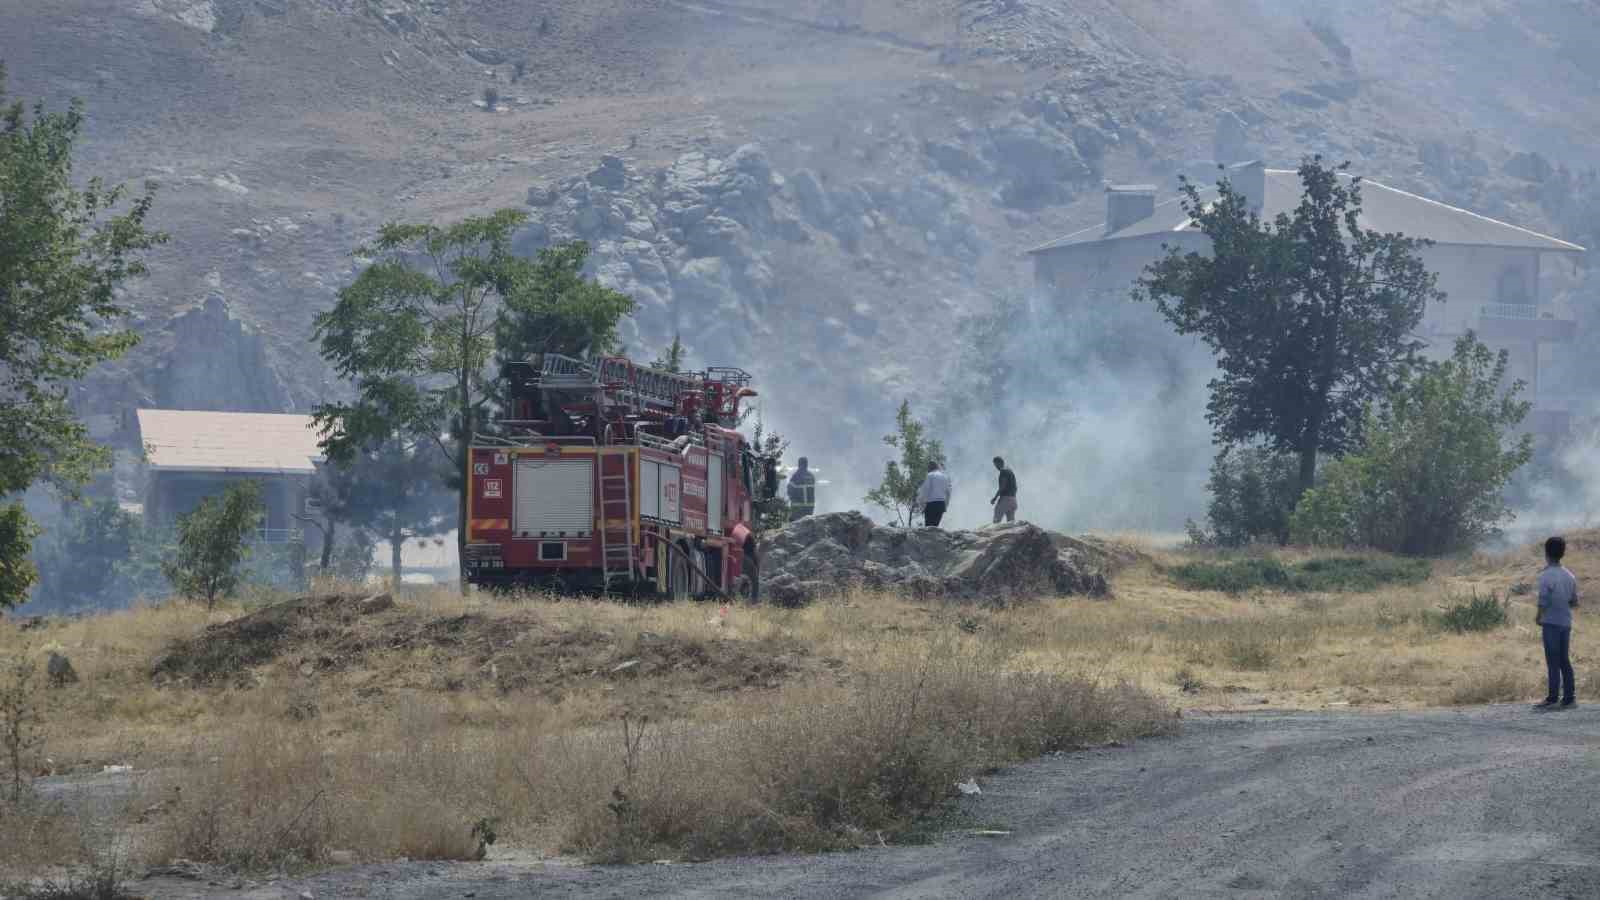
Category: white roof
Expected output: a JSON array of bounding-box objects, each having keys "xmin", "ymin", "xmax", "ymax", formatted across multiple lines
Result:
[{"xmin": 136, "ymin": 409, "xmax": 323, "ymax": 474}]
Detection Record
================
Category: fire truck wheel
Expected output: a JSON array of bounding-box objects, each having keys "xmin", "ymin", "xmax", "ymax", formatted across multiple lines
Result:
[
  {"xmin": 668, "ymin": 547, "xmax": 693, "ymax": 602},
  {"xmin": 691, "ymin": 548, "xmax": 710, "ymax": 595}
]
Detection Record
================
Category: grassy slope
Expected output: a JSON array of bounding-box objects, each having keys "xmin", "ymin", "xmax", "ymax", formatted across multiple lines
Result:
[
  {"xmin": 6, "ymin": 535, "xmax": 1591, "ymax": 773},
  {"xmin": 2, "ymin": 531, "xmax": 1594, "ymax": 873}
]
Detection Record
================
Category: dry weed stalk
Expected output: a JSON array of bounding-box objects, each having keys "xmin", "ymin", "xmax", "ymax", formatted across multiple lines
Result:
[{"xmin": 1, "ymin": 646, "xmax": 43, "ymax": 806}]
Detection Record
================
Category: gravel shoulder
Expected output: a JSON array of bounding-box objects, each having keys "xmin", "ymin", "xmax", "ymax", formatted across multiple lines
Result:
[{"xmin": 129, "ymin": 704, "xmax": 1600, "ymax": 899}]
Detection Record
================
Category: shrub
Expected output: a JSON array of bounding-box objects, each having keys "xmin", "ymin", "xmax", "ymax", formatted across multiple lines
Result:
[
  {"xmin": 1222, "ymin": 637, "xmax": 1275, "ymax": 671},
  {"xmin": 1168, "ymin": 556, "xmax": 1429, "ymax": 595},
  {"xmin": 2, "ymin": 649, "xmax": 42, "ymax": 805},
  {"xmin": 481, "ymin": 86, "xmax": 499, "ymax": 110},
  {"xmin": 1444, "ymin": 669, "xmax": 1525, "ymax": 705},
  {"xmin": 1435, "ymin": 592, "xmax": 1509, "ymax": 633},
  {"xmin": 1189, "ymin": 446, "xmax": 1300, "ymax": 547},
  {"xmin": 162, "ymin": 481, "xmax": 263, "ymax": 609},
  {"xmin": 1289, "ymin": 334, "xmax": 1534, "ymax": 555},
  {"xmin": 864, "ymin": 400, "xmax": 944, "ymax": 527}
]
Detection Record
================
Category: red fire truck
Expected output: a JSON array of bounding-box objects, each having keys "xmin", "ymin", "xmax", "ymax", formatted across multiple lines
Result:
[{"xmin": 463, "ymin": 353, "xmax": 768, "ymax": 598}]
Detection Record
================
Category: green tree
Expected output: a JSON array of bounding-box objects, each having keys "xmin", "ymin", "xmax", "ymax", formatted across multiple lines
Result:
[
  {"xmin": 865, "ymin": 400, "xmax": 944, "ymax": 527},
  {"xmin": 651, "ymin": 332, "xmax": 686, "ymax": 373},
  {"xmin": 29, "ymin": 496, "xmax": 135, "ymax": 611},
  {"xmin": 314, "ymin": 210, "xmax": 529, "ymax": 585},
  {"xmin": 1290, "ymin": 334, "xmax": 1534, "ymax": 555},
  {"xmin": 0, "ymin": 506, "xmax": 37, "ymax": 610},
  {"xmin": 297, "ymin": 461, "xmax": 359, "ymax": 573},
  {"xmin": 1187, "ymin": 446, "xmax": 1301, "ymax": 547},
  {"xmin": 0, "ymin": 63, "xmax": 165, "ymax": 608},
  {"xmin": 330, "ymin": 526, "xmax": 377, "ymax": 584},
  {"xmin": 341, "ymin": 437, "xmax": 453, "ymax": 586},
  {"xmin": 162, "ymin": 481, "xmax": 264, "ymax": 608},
  {"xmin": 494, "ymin": 240, "xmax": 636, "ymax": 366},
  {"xmin": 746, "ymin": 414, "xmax": 791, "ymax": 537},
  {"xmin": 1135, "ymin": 157, "xmax": 1445, "ymax": 497}
]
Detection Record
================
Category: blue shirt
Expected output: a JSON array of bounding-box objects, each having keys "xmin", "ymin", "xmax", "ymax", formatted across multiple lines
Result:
[{"xmin": 1538, "ymin": 564, "xmax": 1578, "ymax": 628}]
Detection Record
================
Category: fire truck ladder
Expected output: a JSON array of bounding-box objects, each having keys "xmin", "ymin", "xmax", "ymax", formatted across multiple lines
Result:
[
  {"xmin": 597, "ymin": 451, "xmax": 636, "ymax": 592},
  {"xmin": 538, "ymin": 354, "xmax": 711, "ymax": 418},
  {"xmin": 595, "ymin": 356, "xmax": 703, "ymax": 416}
]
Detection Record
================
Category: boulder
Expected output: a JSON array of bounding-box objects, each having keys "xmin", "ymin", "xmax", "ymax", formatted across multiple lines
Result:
[
  {"xmin": 587, "ymin": 155, "xmax": 628, "ymax": 190},
  {"xmin": 758, "ymin": 512, "xmax": 1120, "ymax": 606}
]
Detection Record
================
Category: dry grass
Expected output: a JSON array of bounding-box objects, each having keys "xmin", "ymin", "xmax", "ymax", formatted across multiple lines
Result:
[{"xmin": 1, "ymin": 531, "xmax": 1594, "ymax": 873}]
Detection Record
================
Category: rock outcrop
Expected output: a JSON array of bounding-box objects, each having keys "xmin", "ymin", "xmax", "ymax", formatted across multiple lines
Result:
[
  {"xmin": 516, "ymin": 143, "xmax": 985, "ymax": 355},
  {"xmin": 758, "ymin": 512, "xmax": 1125, "ymax": 606},
  {"xmin": 155, "ymin": 294, "xmax": 293, "ymax": 412}
]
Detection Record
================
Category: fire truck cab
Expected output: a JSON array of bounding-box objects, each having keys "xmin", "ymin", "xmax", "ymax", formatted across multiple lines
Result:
[{"xmin": 463, "ymin": 353, "xmax": 766, "ymax": 598}]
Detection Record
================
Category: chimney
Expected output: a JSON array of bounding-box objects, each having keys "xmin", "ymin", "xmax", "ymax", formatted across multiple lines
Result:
[
  {"xmin": 1104, "ymin": 184, "xmax": 1157, "ymax": 235},
  {"xmin": 1226, "ymin": 160, "xmax": 1266, "ymax": 213}
]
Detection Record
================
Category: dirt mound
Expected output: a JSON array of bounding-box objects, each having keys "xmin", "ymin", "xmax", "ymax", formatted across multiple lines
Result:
[
  {"xmin": 151, "ymin": 593, "xmax": 826, "ymax": 703},
  {"xmin": 760, "ymin": 512, "xmax": 1129, "ymax": 606},
  {"xmin": 151, "ymin": 593, "xmax": 391, "ymax": 685}
]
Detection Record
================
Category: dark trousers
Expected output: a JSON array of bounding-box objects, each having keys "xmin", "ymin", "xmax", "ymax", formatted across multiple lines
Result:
[
  {"xmin": 923, "ymin": 500, "xmax": 946, "ymax": 527},
  {"xmin": 1543, "ymin": 624, "xmax": 1575, "ymax": 702}
]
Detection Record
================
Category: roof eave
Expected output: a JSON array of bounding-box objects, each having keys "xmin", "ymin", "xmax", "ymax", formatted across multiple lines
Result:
[{"xmin": 148, "ymin": 465, "xmax": 316, "ymax": 476}]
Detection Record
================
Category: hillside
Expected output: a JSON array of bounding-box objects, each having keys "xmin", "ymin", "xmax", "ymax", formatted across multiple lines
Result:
[{"xmin": 4, "ymin": 0, "xmax": 1598, "ymax": 527}]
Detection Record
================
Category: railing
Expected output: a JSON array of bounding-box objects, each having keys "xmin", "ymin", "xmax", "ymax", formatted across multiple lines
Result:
[
  {"xmin": 1480, "ymin": 303, "xmax": 1539, "ymax": 320},
  {"xmin": 638, "ymin": 429, "xmax": 704, "ymax": 451},
  {"xmin": 254, "ymin": 528, "xmax": 304, "ymax": 545},
  {"xmin": 472, "ymin": 431, "xmax": 598, "ymax": 449}
]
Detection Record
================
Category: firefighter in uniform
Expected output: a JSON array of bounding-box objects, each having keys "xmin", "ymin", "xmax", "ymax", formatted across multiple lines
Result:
[{"xmin": 787, "ymin": 457, "xmax": 817, "ymax": 521}]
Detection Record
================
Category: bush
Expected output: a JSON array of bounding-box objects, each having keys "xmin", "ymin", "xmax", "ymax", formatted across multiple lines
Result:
[
  {"xmin": 864, "ymin": 400, "xmax": 944, "ymax": 527},
  {"xmin": 162, "ymin": 481, "xmax": 264, "ymax": 609},
  {"xmin": 1188, "ymin": 446, "xmax": 1300, "ymax": 547},
  {"xmin": 481, "ymin": 86, "xmax": 499, "ymax": 111},
  {"xmin": 1168, "ymin": 556, "xmax": 1429, "ymax": 595},
  {"xmin": 1289, "ymin": 334, "xmax": 1534, "ymax": 555},
  {"xmin": 1436, "ymin": 592, "xmax": 1509, "ymax": 633},
  {"xmin": 1444, "ymin": 669, "xmax": 1526, "ymax": 705}
]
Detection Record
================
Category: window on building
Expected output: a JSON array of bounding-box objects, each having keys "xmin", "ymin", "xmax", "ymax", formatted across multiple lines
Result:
[{"xmin": 1498, "ymin": 268, "xmax": 1529, "ymax": 304}]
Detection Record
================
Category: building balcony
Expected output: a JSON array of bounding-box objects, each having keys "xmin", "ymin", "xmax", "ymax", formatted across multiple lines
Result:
[
  {"xmin": 1475, "ymin": 304, "xmax": 1576, "ymax": 342},
  {"xmin": 255, "ymin": 528, "xmax": 305, "ymax": 545}
]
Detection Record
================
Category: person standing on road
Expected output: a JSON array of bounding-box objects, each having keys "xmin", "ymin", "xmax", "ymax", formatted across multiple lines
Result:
[
  {"xmin": 915, "ymin": 459, "xmax": 952, "ymax": 528},
  {"xmin": 1535, "ymin": 535, "xmax": 1579, "ymax": 710},
  {"xmin": 990, "ymin": 456, "xmax": 1018, "ymax": 524}
]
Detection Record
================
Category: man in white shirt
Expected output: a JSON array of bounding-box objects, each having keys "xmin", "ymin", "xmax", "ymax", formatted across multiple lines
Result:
[{"xmin": 915, "ymin": 460, "xmax": 952, "ymax": 528}]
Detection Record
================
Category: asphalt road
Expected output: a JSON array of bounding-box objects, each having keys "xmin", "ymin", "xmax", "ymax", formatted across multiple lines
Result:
[{"xmin": 134, "ymin": 705, "xmax": 1600, "ymax": 899}]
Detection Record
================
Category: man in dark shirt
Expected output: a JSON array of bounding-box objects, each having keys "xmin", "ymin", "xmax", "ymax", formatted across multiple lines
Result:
[{"xmin": 991, "ymin": 456, "xmax": 1018, "ymax": 524}]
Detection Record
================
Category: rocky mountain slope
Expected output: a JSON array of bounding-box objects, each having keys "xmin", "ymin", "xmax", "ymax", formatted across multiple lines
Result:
[{"xmin": 5, "ymin": 0, "xmax": 1598, "ymax": 527}]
